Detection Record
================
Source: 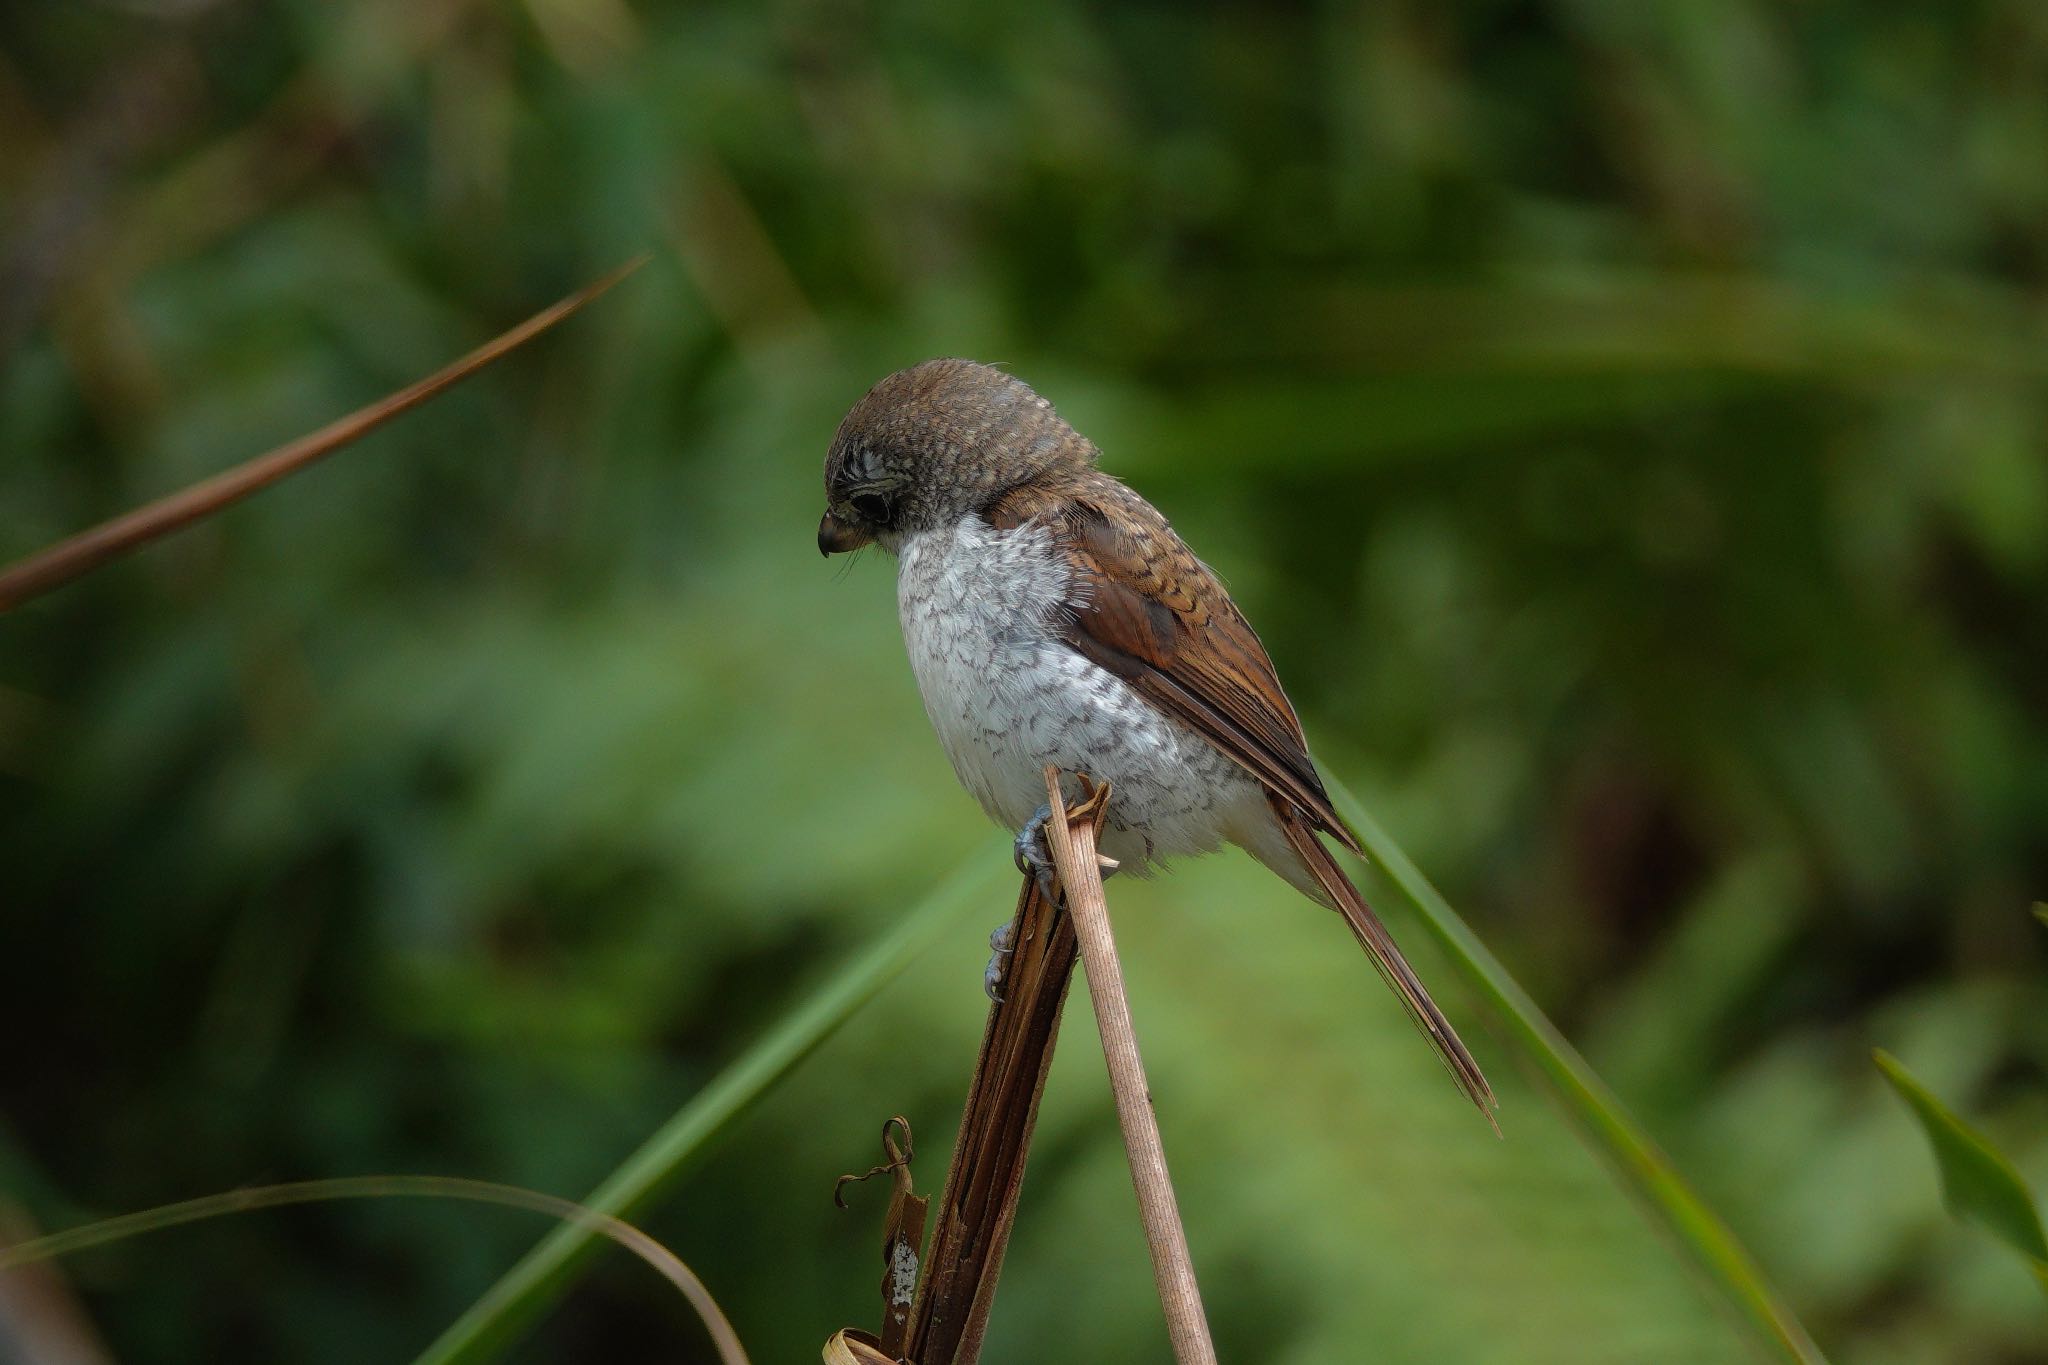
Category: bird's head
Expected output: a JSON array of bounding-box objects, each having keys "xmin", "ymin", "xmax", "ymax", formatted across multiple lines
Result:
[{"xmin": 819, "ymin": 358, "xmax": 1093, "ymax": 555}]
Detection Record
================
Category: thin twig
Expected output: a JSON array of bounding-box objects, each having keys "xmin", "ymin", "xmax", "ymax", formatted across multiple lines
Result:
[
  {"xmin": 1042, "ymin": 767, "xmax": 1217, "ymax": 1365},
  {"xmin": 0, "ymin": 1175, "xmax": 747, "ymax": 1365},
  {"xmin": 0, "ymin": 253, "xmax": 649, "ymax": 612}
]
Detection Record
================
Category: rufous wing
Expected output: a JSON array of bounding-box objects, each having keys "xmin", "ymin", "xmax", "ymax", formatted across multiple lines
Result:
[{"xmin": 987, "ymin": 474, "xmax": 1362, "ymax": 854}]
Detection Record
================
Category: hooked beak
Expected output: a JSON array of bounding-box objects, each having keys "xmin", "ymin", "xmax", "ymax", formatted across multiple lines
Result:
[{"xmin": 818, "ymin": 510, "xmax": 874, "ymax": 557}]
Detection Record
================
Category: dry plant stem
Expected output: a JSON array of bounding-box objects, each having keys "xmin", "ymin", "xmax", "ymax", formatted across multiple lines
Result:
[
  {"xmin": 0, "ymin": 253, "xmax": 649, "ymax": 612},
  {"xmin": 1042, "ymin": 767, "xmax": 1218, "ymax": 1365},
  {"xmin": 840, "ymin": 1117, "xmax": 927, "ymax": 1358},
  {"xmin": 908, "ymin": 864, "xmax": 1082, "ymax": 1365}
]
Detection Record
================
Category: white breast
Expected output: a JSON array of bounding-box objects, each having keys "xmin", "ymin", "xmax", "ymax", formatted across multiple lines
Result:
[{"xmin": 893, "ymin": 517, "xmax": 1261, "ymax": 873}]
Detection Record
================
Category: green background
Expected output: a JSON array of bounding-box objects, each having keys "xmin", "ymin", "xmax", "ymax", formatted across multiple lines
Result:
[{"xmin": 2, "ymin": 2, "xmax": 2044, "ymax": 1361}]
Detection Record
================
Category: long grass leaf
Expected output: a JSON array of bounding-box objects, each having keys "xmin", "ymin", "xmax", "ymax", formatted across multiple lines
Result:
[
  {"xmin": 412, "ymin": 848, "xmax": 1008, "ymax": 1365},
  {"xmin": 1327, "ymin": 779, "xmax": 1827, "ymax": 1365}
]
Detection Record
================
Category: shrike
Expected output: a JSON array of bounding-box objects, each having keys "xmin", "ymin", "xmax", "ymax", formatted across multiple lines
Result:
[{"xmin": 819, "ymin": 358, "xmax": 1493, "ymax": 1118}]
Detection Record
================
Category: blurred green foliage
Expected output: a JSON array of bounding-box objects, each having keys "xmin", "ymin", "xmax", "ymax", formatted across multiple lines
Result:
[{"xmin": 2, "ymin": 1, "xmax": 2045, "ymax": 1362}]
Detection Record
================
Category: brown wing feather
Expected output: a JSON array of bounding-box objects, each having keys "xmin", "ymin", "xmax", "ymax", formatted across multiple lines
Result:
[{"xmin": 987, "ymin": 475, "xmax": 1363, "ymax": 854}]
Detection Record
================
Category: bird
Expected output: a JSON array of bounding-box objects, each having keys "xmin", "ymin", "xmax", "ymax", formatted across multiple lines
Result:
[{"xmin": 817, "ymin": 357, "xmax": 1494, "ymax": 1119}]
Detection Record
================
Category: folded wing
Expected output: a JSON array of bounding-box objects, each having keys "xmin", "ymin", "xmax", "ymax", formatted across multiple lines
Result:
[{"xmin": 985, "ymin": 473, "xmax": 1496, "ymax": 1120}]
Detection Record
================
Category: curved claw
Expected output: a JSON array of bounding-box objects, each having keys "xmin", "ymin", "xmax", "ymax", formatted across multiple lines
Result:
[{"xmin": 1012, "ymin": 804, "xmax": 1052, "ymax": 874}]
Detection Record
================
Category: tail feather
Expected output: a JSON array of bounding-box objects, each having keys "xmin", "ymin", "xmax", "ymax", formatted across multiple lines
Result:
[{"xmin": 1270, "ymin": 798, "xmax": 1498, "ymax": 1126}]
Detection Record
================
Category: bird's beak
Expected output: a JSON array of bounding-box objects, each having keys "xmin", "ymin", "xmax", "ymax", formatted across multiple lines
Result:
[{"xmin": 818, "ymin": 510, "xmax": 873, "ymax": 557}]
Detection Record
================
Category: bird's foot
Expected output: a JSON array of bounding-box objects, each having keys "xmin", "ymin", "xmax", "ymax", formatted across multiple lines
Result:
[
  {"xmin": 1012, "ymin": 801, "xmax": 1121, "ymax": 905},
  {"xmin": 984, "ymin": 920, "xmax": 1016, "ymax": 1002},
  {"xmin": 1013, "ymin": 803, "xmax": 1061, "ymax": 905},
  {"xmin": 990, "ymin": 803, "xmax": 1122, "ymax": 1001}
]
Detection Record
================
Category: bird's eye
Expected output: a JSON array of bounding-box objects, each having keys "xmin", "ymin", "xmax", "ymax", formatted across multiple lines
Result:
[{"xmin": 851, "ymin": 491, "xmax": 893, "ymax": 525}]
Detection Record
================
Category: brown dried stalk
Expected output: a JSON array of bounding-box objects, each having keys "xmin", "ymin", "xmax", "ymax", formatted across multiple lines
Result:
[
  {"xmin": 890, "ymin": 772, "xmax": 1211, "ymax": 1365},
  {"xmin": 0, "ymin": 254, "xmax": 648, "ymax": 613},
  {"xmin": 1040, "ymin": 768, "xmax": 1217, "ymax": 1365},
  {"xmin": 903, "ymin": 800, "xmax": 1097, "ymax": 1365}
]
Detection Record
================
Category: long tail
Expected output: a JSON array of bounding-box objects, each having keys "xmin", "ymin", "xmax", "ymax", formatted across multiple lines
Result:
[{"xmin": 1271, "ymin": 799, "xmax": 1498, "ymax": 1126}]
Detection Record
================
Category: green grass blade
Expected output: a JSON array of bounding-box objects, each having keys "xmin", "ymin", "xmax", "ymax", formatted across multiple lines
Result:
[
  {"xmin": 1328, "ymin": 780, "xmax": 1828, "ymax": 1365},
  {"xmin": 1874, "ymin": 1048, "xmax": 2048, "ymax": 1296},
  {"xmin": 413, "ymin": 848, "xmax": 1009, "ymax": 1365}
]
